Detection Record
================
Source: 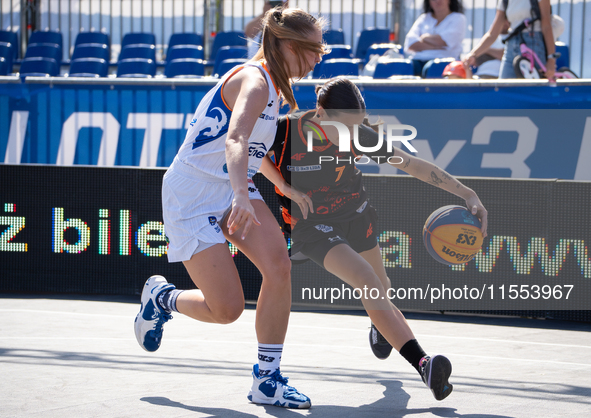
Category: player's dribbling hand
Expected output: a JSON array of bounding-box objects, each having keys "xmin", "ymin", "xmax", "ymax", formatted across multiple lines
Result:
[
  {"xmin": 465, "ymin": 194, "xmax": 488, "ymax": 237},
  {"xmin": 227, "ymin": 194, "xmax": 261, "ymax": 240}
]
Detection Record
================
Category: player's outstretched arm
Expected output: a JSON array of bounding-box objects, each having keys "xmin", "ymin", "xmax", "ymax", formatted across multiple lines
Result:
[{"xmin": 391, "ymin": 147, "xmax": 488, "ymax": 237}]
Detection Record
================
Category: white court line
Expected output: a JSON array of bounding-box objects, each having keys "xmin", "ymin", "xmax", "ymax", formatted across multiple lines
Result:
[
  {"xmin": 1, "ymin": 308, "xmax": 133, "ymax": 319},
  {"xmin": 3, "ymin": 309, "xmax": 591, "ymax": 350}
]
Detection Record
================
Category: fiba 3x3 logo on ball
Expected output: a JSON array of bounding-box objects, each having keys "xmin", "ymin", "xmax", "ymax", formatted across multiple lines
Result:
[{"xmin": 423, "ymin": 205, "xmax": 483, "ymax": 265}]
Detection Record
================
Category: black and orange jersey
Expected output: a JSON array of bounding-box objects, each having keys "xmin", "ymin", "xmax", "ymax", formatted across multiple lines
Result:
[{"xmin": 270, "ymin": 110, "xmax": 390, "ymax": 232}]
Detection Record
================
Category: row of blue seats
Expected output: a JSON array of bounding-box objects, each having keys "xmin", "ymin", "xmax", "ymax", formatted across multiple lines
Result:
[
  {"xmin": 0, "ymin": 26, "xmax": 387, "ymax": 78},
  {"xmin": 0, "ymin": 56, "xmax": 250, "ymax": 79},
  {"xmin": 1, "ymin": 26, "xmax": 388, "ymax": 68},
  {"xmin": 0, "ymin": 56, "xmax": 435, "ymax": 79}
]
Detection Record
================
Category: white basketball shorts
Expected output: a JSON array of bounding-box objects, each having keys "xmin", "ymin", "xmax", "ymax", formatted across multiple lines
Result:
[{"xmin": 162, "ymin": 159, "xmax": 263, "ymax": 262}]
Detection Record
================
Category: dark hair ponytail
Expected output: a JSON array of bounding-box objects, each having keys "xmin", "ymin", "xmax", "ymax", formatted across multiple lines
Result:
[
  {"xmin": 315, "ymin": 77, "xmax": 365, "ymax": 117},
  {"xmin": 316, "ymin": 77, "xmax": 383, "ymax": 131}
]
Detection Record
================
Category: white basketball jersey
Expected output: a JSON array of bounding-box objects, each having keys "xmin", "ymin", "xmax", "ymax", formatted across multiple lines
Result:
[{"xmin": 175, "ymin": 61, "xmax": 280, "ymax": 180}]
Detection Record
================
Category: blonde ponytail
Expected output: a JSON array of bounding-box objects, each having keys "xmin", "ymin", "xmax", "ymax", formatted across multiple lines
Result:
[{"xmin": 253, "ymin": 8, "xmax": 326, "ymax": 110}]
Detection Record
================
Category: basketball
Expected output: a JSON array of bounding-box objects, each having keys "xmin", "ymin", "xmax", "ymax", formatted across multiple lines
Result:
[{"xmin": 423, "ymin": 205, "xmax": 483, "ymax": 265}]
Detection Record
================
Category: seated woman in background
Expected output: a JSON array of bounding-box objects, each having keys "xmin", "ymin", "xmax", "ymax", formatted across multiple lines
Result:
[
  {"xmin": 463, "ymin": 0, "xmax": 558, "ymax": 79},
  {"xmin": 404, "ymin": 0, "xmax": 466, "ymax": 76}
]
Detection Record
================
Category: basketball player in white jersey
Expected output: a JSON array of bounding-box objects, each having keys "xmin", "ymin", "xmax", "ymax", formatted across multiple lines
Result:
[{"xmin": 134, "ymin": 7, "xmax": 325, "ymax": 409}]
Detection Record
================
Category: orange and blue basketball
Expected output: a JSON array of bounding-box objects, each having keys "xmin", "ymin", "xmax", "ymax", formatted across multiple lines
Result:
[{"xmin": 423, "ymin": 205, "xmax": 483, "ymax": 265}]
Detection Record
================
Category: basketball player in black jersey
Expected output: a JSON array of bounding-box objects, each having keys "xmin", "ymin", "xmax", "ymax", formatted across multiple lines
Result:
[{"xmin": 260, "ymin": 77, "xmax": 488, "ymax": 401}]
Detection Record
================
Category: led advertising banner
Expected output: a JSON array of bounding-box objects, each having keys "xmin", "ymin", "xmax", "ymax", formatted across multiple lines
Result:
[
  {"xmin": 0, "ymin": 165, "xmax": 263, "ymax": 298},
  {"xmin": 1, "ymin": 165, "xmax": 589, "ymax": 319}
]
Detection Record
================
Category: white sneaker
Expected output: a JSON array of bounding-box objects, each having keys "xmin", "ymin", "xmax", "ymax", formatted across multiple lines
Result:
[
  {"xmin": 247, "ymin": 364, "xmax": 311, "ymax": 409},
  {"xmin": 134, "ymin": 275, "xmax": 175, "ymax": 352}
]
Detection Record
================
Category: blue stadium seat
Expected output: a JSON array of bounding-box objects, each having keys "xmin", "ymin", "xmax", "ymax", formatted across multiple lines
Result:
[
  {"xmin": 0, "ymin": 57, "xmax": 8, "ymax": 76},
  {"xmin": 0, "ymin": 42, "xmax": 13, "ymax": 70},
  {"xmin": 210, "ymin": 31, "xmax": 246, "ymax": 61},
  {"xmin": 323, "ymin": 29, "xmax": 345, "ymax": 45},
  {"xmin": 355, "ymin": 28, "xmax": 390, "ymax": 60},
  {"xmin": 117, "ymin": 58, "xmax": 156, "ymax": 78},
  {"xmin": 166, "ymin": 44, "xmax": 204, "ymax": 62},
  {"xmin": 25, "ymin": 44, "xmax": 61, "ymax": 66},
  {"xmin": 364, "ymin": 43, "xmax": 401, "ymax": 62},
  {"xmin": 165, "ymin": 58, "xmax": 205, "ymax": 78},
  {"xmin": 19, "ymin": 57, "xmax": 59, "ymax": 78},
  {"xmin": 0, "ymin": 31, "xmax": 18, "ymax": 60},
  {"xmin": 422, "ymin": 58, "xmax": 455, "ymax": 78},
  {"xmin": 316, "ymin": 58, "xmax": 359, "ymax": 78},
  {"xmin": 121, "ymin": 33, "xmax": 156, "ymax": 49},
  {"xmin": 314, "ymin": 47, "xmax": 353, "ymax": 78},
  {"xmin": 213, "ymin": 46, "xmax": 247, "ymax": 76},
  {"xmin": 69, "ymin": 58, "xmax": 109, "ymax": 77},
  {"xmin": 71, "ymin": 44, "xmax": 110, "ymax": 62},
  {"xmin": 168, "ymin": 32, "xmax": 203, "ymax": 49},
  {"xmin": 118, "ymin": 45, "xmax": 156, "ymax": 61},
  {"xmin": 373, "ymin": 59, "xmax": 414, "ymax": 78},
  {"xmin": 323, "ymin": 44, "xmax": 353, "ymax": 60},
  {"xmin": 29, "ymin": 30, "xmax": 63, "ymax": 49},
  {"xmin": 555, "ymin": 42, "xmax": 569, "ymax": 69},
  {"xmin": 75, "ymin": 32, "xmax": 110, "ymax": 49},
  {"xmin": 215, "ymin": 58, "xmax": 247, "ymax": 77},
  {"xmin": 29, "ymin": 30, "xmax": 63, "ymax": 60}
]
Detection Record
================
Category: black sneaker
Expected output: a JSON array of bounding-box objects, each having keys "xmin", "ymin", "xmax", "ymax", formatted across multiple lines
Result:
[
  {"xmin": 369, "ymin": 323, "xmax": 393, "ymax": 360},
  {"xmin": 419, "ymin": 355, "xmax": 453, "ymax": 400}
]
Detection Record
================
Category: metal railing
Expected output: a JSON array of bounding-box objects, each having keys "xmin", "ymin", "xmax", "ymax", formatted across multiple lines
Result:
[{"xmin": 1, "ymin": 0, "xmax": 589, "ymax": 77}]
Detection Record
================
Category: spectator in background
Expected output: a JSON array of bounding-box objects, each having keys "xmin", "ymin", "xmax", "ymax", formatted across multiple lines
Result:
[
  {"xmin": 404, "ymin": 0, "xmax": 466, "ymax": 76},
  {"xmin": 442, "ymin": 60, "xmax": 472, "ymax": 78},
  {"xmin": 470, "ymin": 18, "xmax": 511, "ymax": 79},
  {"xmin": 463, "ymin": 0, "xmax": 557, "ymax": 79},
  {"xmin": 246, "ymin": 0, "xmax": 289, "ymax": 59}
]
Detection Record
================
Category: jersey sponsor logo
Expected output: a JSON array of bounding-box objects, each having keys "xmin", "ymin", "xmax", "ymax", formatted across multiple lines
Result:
[
  {"xmin": 356, "ymin": 201, "xmax": 368, "ymax": 213},
  {"xmin": 249, "ymin": 142, "xmax": 268, "ymax": 159},
  {"xmin": 314, "ymin": 224, "xmax": 333, "ymax": 233},
  {"xmin": 291, "ymin": 153, "xmax": 307, "ymax": 161},
  {"xmin": 192, "ymin": 105, "xmax": 229, "ymax": 150},
  {"xmin": 287, "ymin": 165, "xmax": 321, "ymax": 172},
  {"xmin": 259, "ymin": 113, "xmax": 276, "ymax": 121}
]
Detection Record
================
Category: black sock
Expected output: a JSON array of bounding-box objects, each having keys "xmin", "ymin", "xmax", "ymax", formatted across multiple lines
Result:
[
  {"xmin": 157, "ymin": 289, "xmax": 184, "ymax": 313},
  {"xmin": 399, "ymin": 339, "xmax": 428, "ymax": 374}
]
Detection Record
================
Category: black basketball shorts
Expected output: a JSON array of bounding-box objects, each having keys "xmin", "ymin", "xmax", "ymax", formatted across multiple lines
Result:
[{"xmin": 292, "ymin": 204, "xmax": 379, "ymax": 268}]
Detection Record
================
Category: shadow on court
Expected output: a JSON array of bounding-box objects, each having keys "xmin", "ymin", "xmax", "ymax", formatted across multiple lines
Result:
[
  {"xmin": 142, "ymin": 380, "xmax": 515, "ymax": 418},
  {"xmin": 2, "ymin": 296, "xmax": 590, "ymax": 417}
]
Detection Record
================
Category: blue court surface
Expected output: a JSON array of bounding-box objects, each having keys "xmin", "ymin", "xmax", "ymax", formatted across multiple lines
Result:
[{"xmin": 1, "ymin": 295, "xmax": 590, "ymax": 417}]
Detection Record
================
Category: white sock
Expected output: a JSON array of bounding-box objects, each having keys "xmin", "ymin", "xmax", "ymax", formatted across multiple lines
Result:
[{"xmin": 258, "ymin": 343, "xmax": 283, "ymax": 377}]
